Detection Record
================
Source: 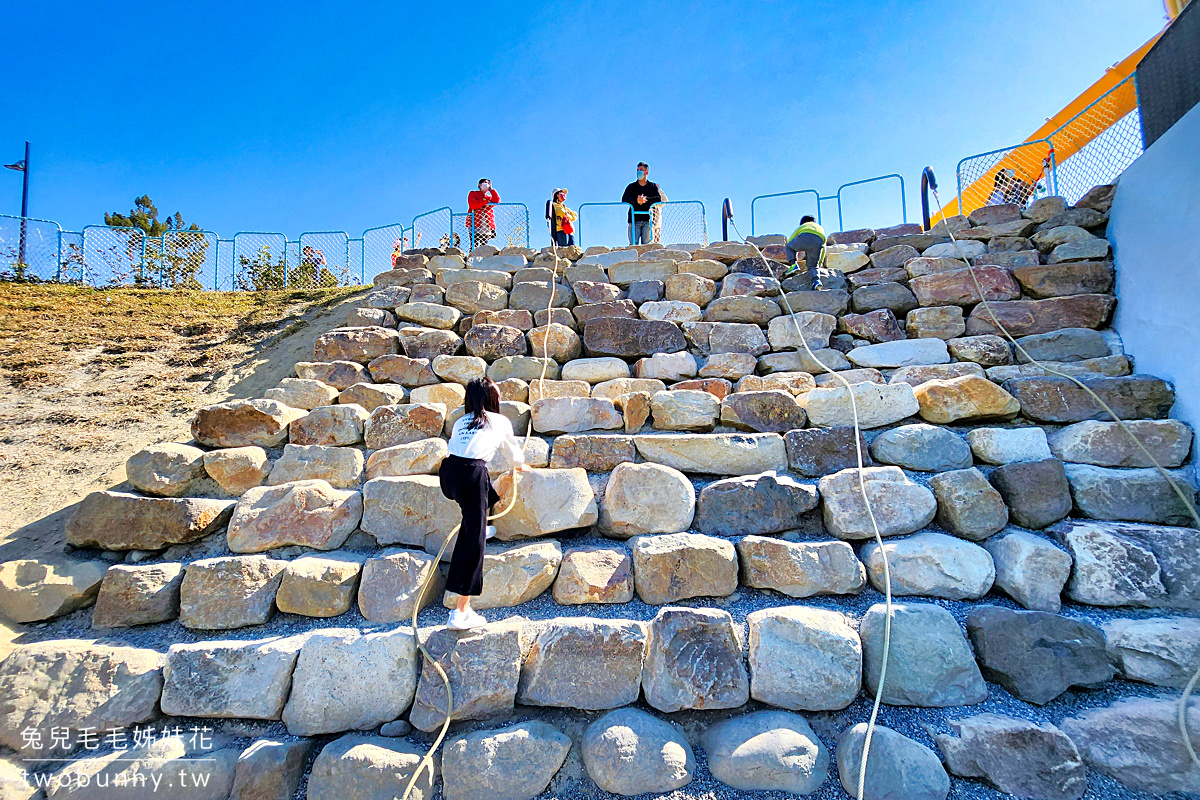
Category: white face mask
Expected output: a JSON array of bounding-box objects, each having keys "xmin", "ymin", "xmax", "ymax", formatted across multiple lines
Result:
[{"xmin": 480, "ymin": 183, "xmax": 491, "ymax": 192}]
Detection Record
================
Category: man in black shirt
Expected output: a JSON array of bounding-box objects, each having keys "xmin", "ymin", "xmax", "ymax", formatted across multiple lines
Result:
[{"xmin": 621, "ymin": 162, "xmax": 662, "ymax": 245}]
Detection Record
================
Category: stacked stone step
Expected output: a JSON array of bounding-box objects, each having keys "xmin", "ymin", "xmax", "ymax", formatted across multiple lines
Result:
[{"xmin": 3, "ymin": 183, "xmax": 1200, "ymax": 799}]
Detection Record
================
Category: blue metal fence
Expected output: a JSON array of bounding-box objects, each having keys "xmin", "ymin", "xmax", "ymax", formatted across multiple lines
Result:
[{"xmin": 750, "ymin": 174, "xmax": 908, "ymax": 236}]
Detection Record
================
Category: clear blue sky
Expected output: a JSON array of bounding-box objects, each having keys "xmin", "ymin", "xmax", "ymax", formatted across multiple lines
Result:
[{"xmin": 0, "ymin": 0, "xmax": 1168, "ymax": 245}]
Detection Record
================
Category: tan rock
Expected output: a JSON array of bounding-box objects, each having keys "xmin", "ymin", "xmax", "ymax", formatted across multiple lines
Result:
[
  {"xmin": 560, "ymin": 356, "xmax": 630, "ymax": 383},
  {"xmin": 296, "ymin": 359, "xmax": 369, "ymax": 390},
  {"xmin": 528, "ymin": 323, "xmax": 582, "ymax": 362},
  {"xmin": 527, "ymin": 378, "xmax": 591, "ymax": 404},
  {"xmin": 531, "ymin": 396, "xmax": 623, "ymax": 434},
  {"xmin": 360, "ymin": 475, "xmax": 461, "ymax": 551},
  {"xmin": 553, "ymin": 546, "xmax": 635, "ymax": 604},
  {"xmin": 738, "ymin": 536, "xmax": 866, "ymax": 597},
  {"xmin": 178, "ymin": 555, "xmax": 288, "ymax": 629},
  {"xmin": 914, "ymin": 375, "xmax": 1020, "ymax": 423},
  {"xmin": 409, "ymin": 624, "xmax": 522, "ymax": 733},
  {"xmin": 0, "ymin": 557, "xmax": 107, "ymax": 623},
  {"xmin": 276, "ymin": 552, "xmax": 366, "ymax": 617},
  {"xmin": 365, "ymin": 438, "xmax": 447, "ymax": 478},
  {"xmin": 191, "ymin": 399, "xmax": 307, "ymax": 448},
  {"xmin": 493, "ymin": 468, "xmax": 598, "ymax": 540},
  {"xmin": 364, "ymin": 403, "xmax": 446, "ymax": 449},
  {"xmin": 431, "ymin": 354, "xmax": 487, "ymax": 384},
  {"xmin": 367, "ymin": 354, "xmax": 438, "ymax": 386},
  {"xmin": 804, "ymin": 381, "xmax": 919, "ymax": 429},
  {"xmin": 665, "ymin": 272, "xmax": 716, "ymax": 306},
  {"xmin": 289, "ymin": 404, "xmax": 370, "ymax": 446},
  {"xmin": 66, "ymin": 491, "xmax": 235, "ymax": 550},
  {"xmin": 227, "ymin": 479, "xmax": 362, "ymax": 552},
  {"xmin": 313, "ymin": 326, "xmax": 402, "ymax": 363},
  {"xmin": 357, "ymin": 549, "xmax": 445, "ymax": 623},
  {"xmin": 267, "ymin": 444, "xmax": 364, "ymax": 488},
  {"xmin": 631, "ymin": 532, "xmax": 739, "ymax": 604},
  {"xmin": 125, "ymin": 443, "xmax": 207, "ymax": 497},
  {"xmin": 264, "ymin": 378, "xmax": 339, "ymax": 410},
  {"xmin": 443, "ymin": 540, "xmax": 563, "ymax": 610},
  {"xmin": 337, "ymin": 382, "xmax": 408, "ymax": 413},
  {"xmin": 650, "ymin": 389, "xmax": 720, "ymax": 431},
  {"xmin": 592, "ymin": 376, "xmax": 667, "ymax": 400},
  {"xmin": 600, "ymin": 462, "xmax": 695, "ymax": 537},
  {"xmin": 203, "ymin": 446, "xmax": 270, "ymax": 495},
  {"xmin": 92, "ymin": 563, "xmax": 183, "ymax": 628}
]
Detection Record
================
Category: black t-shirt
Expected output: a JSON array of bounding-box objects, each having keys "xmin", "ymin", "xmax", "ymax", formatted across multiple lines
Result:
[{"xmin": 621, "ymin": 180, "xmax": 662, "ymax": 221}]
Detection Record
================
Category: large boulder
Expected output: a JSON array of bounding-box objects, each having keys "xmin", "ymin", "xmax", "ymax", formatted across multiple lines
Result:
[
  {"xmin": 91, "ymin": 562, "xmax": 184, "ymax": 628},
  {"xmin": 363, "ymin": 403, "xmax": 446, "ymax": 448},
  {"xmin": 818, "ymin": 466, "xmax": 937, "ymax": 539},
  {"xmin": 719, "ymin": 390, "xmax": 807, "ymax": 432},
  {"xmin": 909, "ymin": 265, "xmax": 1021, "ymax": 307},
  {"xmin": 464, "ymin": 323, "xmax": 527, "ymax": 360},
  {"xmin": 0, "ymin": 640, "xmax": 163, "ymax": 751},
  {"xmin": 1049, "ymin": 419, "xmax": 1192, "ymax": 467},
  {"xmin": 66, "ymin": 491, "xmax": 234, "ymax": 550},
  {"xmin": 0, "ymin": 557, "xmax": 107, "ymax": 623},
  {"xmin": 1064, "ymin": 463, "xmax": 1197, "ymax": 525},
  {"xmin": 203, "ymin": 445, "xmax": 270, "ymax": 494},
  {"xmin": 846, "ymin": 338, "xmax": 950, "ymax": 369},
  {"xmin": 442, "ymin": 540, "xmax": 562, "ymax": 610},
  {"xmin": 804, "ymin": 382, "xmax": 919, "ymax": 429},
  {"xmin": 988, "ymin": 457, "xmax": 1073, "ymax": 529},
  {"xmin": 694, "ymin": 471, "xmax": 818, "ymax": 536},
  {"xmin": 492, "ymin": 468, "xmax": 598, "ymax": 539},
  {"xmin": 356, "ymin": 549, "xmax": 444, "ymax": 622},
  {"xmin": 43, "ymin": 733, "xmax": 241, "ymax": 800},
  {"xmin": 365, "ymin": 437, "xmax": 447, "ymax": 478},
  {"xmin": 1104, "ymin": 616, "xmax": 1200, "ymax": 688},
  {"xmin": 227, "ymin": 738, "xmax": 314, "ymax": 800},
  {"xmin": 313, "ymin": 326, "xmax": 402, "ymax": 363},
  {"xmin": 227, "ymin": 479, "xmax": 362, "ymax": 552},
  {"xmin": 784, "ymin": 426, "xmax": 872, "ymax": 477},
  {"xmin": 1004, "ymin": 375, "xmax": 1174, "ymax": 423},
  {"xmin": 860, "ymin": 602, "xmax": 988, "ymax": 706},
  {"xmin": 160, "ymin": 635, "xmax": 303, "ymax": 719},
  {"xmin": 582, "ymin": 707, "xmax": 694, "ymax": 796},
  {"xmin": 264, "ymin": 377, "xmax": 340, "ymax": 410},
  {"xmin": 518, "ymin": 618, "xmax": 647, "ymax": 709},
  {"xmin": 409, "ymin": 624, "xmax": 521, "ymax": 732},
  {"xmin": 766, "ymin": 311, "xmax": 837, "ymax": 350},
  {"xmin": 935, "ymin": 714, "xmax": 1085, "ymax": 800},
  {"xmin": 583, "ymin": 317, "xmax": 686, "ymax": 357},
  {"xmin": 983, "ymin": 530, "xmax": 1072, "ymax": 612},
  {"xmin": 178, "ymin": 555, "xmax": 287, "ymax": 629},
  {"xmin": 631, "ymin": 532, "xmax": 738, "ymax": 604},
  {"xmin": 967, "ymin": 605, "xmax": 1112, "ymax": 704},
  {"xmin": 125, "ymin": 442, "xmax": 207, "ymax": 497},
  {"xmin": 1050, "ymin": 519, "xmax": 1200, "ymax": 608},
  {"xmin": 553, "ymin": 545, "xmax": 634, "ymax": 604},
  {"xmin": 928, "ymin": 467, "xmax": 1009, "ymax": 540},
  {"xmin": 282, "ymin": 627, "xmax": 418, "ymax": 735},
  {"xmin": 863, "ymin": 532, "xmax": 995, "ymax": 600},
  {"xmin": 837, "ymin": 724, "xmax": 949, "ymax": 800},
  {"xmin": 275, "ymin": 551, "xmax": 366, "ymax": 617},
  {"xmin": 737, "ymin": 536, "xmax": 865, "ymax": 596},
  {"xmin": 192, "ymin": 399, "xmax": 307, "ymax": 448},
  {"xmin": 747, "ymin": 606, "xmax": 861, "ymax": 711},
  {"xmin": 635, "ymin": 432, "xmax": 788, "ymax": 474},
  {"xmin": 360, "ymin": 475, "xmax": 460, "ymax": 551},
  {"xmin": 290, "ymin": 404, "xmax": 370, "ymax": 446},
  {"xmin": 441, "ymin": 721, "xmax": 571, "ymax": 800},
  {"xmin": 965, "ymin": 294, "xmax": 1116, "ymax": 337},
  {"xmin": 599, "ymin": 462, "xmax": 695, "ymax": 537},
  {"xmin": 649, "ymin": 389, "xmax": 720, "ymax": 431},
  {"xmin": 367, "ymin": 354, "xmax": 438, "ymax": 386},
  {"xmin": 965, "ymin": 426, "xmax": 1052, "ymax": 464},
  {"xmin": 643, "ymin": 606, "xmax": 749, "ymax": 712},
  {"xmin": 307, "ymin": 734, "xmax": 435, "ymax": 800},
  {"xmin": 531, "ymin": 396, "xmax": 622, "ymax": 434},
  {"xmin": 703, "ymin": 710, "xmax": 829, "ymax": 795},
  {"xmin": 549, "ymin": 433, "xmax": 635, "ymax": 471},
  {"xmin": 913, "ymin": 375, "xmax": 1020, "ymax": 423},
  {"xmin": 868, "ymin": 423, "xmax": 971, "ymax": 472},
  {"xmin": 1060, "ymin": 698, "xmax": 1200, "ymax": 795}
]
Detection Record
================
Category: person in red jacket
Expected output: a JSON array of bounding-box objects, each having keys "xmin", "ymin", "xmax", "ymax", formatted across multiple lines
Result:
[{"xmin": 468, "ymin": 178, "xmax": 501, "ymax": 250}]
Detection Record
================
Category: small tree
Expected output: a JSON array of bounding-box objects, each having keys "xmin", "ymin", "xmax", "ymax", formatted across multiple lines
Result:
[
  {"xmin": 236, "ymin": 245, "xmax": 288, "ymax": 291},
  {"xmin": 105, "ymin": 196, "xmax": 205, "ymax": 288}
]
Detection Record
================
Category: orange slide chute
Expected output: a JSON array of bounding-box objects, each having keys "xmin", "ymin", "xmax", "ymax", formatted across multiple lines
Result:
[{"xmin": 940, "ymin": 29, "xmax": 1165, "ymax": 219}]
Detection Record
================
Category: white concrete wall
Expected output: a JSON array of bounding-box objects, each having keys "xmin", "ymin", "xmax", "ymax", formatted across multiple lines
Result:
[{"xmin": 1110, "ymin": 101, "xmax": 1200, "ymax": 434}]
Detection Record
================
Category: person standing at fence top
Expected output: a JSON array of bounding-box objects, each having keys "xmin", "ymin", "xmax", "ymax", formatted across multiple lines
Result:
[
  {"xmin": 783, "ymin": 215, "xmax": 827, "ymax": 291},
  {"xmin": 621, "ymin": 162, "xmax": 662, "ymax": 245},
  {"xmin": 439, "ymin": 377, "xmax": 532, "ymax": 630},
  {"xmin": 550, "ymin": 189, "xmax": 577, "ymax": 247},
  {"xmin": 468, "ymin": 178, "xmax": 501, "ymax": 250}
]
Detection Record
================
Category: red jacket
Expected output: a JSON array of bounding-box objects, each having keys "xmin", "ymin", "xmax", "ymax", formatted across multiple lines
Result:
[{"xmin": 468, "ymin": 189, "xmax": 500, "ymax": 230}]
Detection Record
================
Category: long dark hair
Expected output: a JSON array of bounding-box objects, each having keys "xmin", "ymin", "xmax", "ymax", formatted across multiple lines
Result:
[{"xmin": 464, "ymin": 377, "xmax": 501, "ymax": 431}]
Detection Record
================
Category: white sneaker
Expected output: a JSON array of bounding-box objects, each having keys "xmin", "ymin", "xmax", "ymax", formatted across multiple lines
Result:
[
  {"xmin": 447, "ymin": 608, "xmax": 486, "ymax": 630},
  {"xmin": 485, "ymin": 525, "xmax": 497, "ymax": 540}
]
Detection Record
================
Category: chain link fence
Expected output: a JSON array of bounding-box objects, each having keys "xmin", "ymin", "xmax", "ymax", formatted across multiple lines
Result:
[
  {"xmin": 296, "ymin": 231, "xmax": 352, "ymax": 288},
  {"xmin": 155, "ymin": 230, "xmax": 218, "ymax": 289},
  {"xmin": 651, "ymin": 201, "xmax": 707, "ymax": 247},
  {"xmin": 82, "ymin": 225, "xmax": 146, "ymax": 286},
  {"xmin": 232, "ymin": 232, "xmax": 288, "ymax": 291},
  {"xmin": 466, "ymin": 203, "xmax": 530, "ymax": 252},
  {"xmin": 413, "ymin": 207, "xmax": 452, "ymax": 252},
  {"xmin": 0, "ymin": 215, "xmax": 62, "ymax": 281},
  {"xmin": 956, "ymin": 74, "xmax": 1142, "ymax": 215},
  {"xmin": 362, "ymin": 223, "xmax": 409, "ymax": 283}
]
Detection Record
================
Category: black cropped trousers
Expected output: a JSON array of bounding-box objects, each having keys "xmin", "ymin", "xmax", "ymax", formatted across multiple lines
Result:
[{"xmin": 438, "ymin": 454, "xmax": 499, "ymax": 597}]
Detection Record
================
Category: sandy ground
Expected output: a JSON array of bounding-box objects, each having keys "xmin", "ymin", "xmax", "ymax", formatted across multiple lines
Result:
[{"xmin": 0, "ymin": 288, "xmax": 366, "ymax": 563}]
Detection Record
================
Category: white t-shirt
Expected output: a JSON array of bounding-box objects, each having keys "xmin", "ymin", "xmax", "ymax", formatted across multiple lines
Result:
[{"xmin": 447, "ymin": 411, "xmax": 525, "ymax": 464}]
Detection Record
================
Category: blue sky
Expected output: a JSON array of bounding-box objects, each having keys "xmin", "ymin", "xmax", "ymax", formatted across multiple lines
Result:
[{"xmin": 0, "ymin": 0, "xmax": 1168, "ymax": 246}]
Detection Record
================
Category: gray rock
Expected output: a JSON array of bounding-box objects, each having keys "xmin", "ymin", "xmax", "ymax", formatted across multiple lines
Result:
[
  {"xmin": 92, "ymin": 562, "xmax": 183, "ymax": 628},
  {"xmin": 125, "ymin": 442, "xmax": 208, "ymax": 497},
  {"xmin": 869, "ymin": 424, "xmax": 971, "ymax": 472},
  {"xmin": 282, "ymin": 627, "xmax": 418, "ymax": 736},
  {"xmin": 935, "ymin": 713, "xmax": 1085, "ymax": 800},
  {"xmin": 1060, "ymin": 698, "xmax": 1200, "ymax": 795},
  {"xmin": 230, "ymin": 738, "xmax": 314, "ymax": 800},
  {"xmin": 861, "ymin": 602, "xmax": 987, "ymax": 706},
  {"xmin": 818, "ymin": 466, "xmax": 937, "ymax": 539},
  {"xmin": 1004, "ymin": 375, "xmax": 1174, "ymax": 424},
  {"xmin": 44, "ymin": 733, "xmax": 241, "ymax": 800},
  {"xmin": 863, "ymin": 532, "xmax": 995, "ymax": 600},
  {"xmin": 966, "ymin": 605, "xmax": 1113, "ymax": 704},
  {"xmin": 804, "ymin": 381, "xmax": 920, "ymax": 429},
  {"xmin": 966, "ymin": 426, "xmax": 1052, "ymax": 465},
  {"xmin": 441, "ymin": 721, "xmax": 571, "ymax": 800},
  {"xmin": 306, "ymin": 734, "xmax": 435, "ymax": 800},
  {"xmin": 635, "ymin": 432, "xmax": 788, "ymax": 475},
  {"xmin": 1015, "ymin": 327, "xmax": 1110, "ymax": 363},
  {"xmin": 583, "ymin": 707, "xmax": 694, "ymax": 796},
  {"xmin": 409, "ymin": 624, "xmax": 521, "ymax": 732},
  {"xmin": 737, "ymin": 536, "xmax": 866, "ymax": 597},
  {"xmin": 784, "ymin": 426, "xmax": 873, "ymax": 477},
  {"xmin": 929, "ymin": 467, "xmax": 1009, "ymax": 540},
  {"xmin": 442, "ymin": 540, "xmax": 561, "ymax": 610},
  {"xmin": 1104, "ymin": 616, "xmax": 1200, "ymax": 688},
  {"xmin": 694, "ymin": 471, "xmax": 818, "ymax": 536},
  {"xmin": 631, "ymin": 532, "xmax": 739, "ymax": 604},
  {"xmin": 748, "ymin": 605, "xmax": 861, "ymax": 710},
  {"xmin": 1049, "ymin": 419, "xmax": 1193, "ymax": 468},
  {"xmin": 275, "ymin": 552, "xmax": 365, "ymax": 618},
  {"xmin": 988, "ymin": 458, "xmax": 1073, "ymax": 529},
  {"xmin": 643, "ymin": 606, "xmax": 749, "ymax": 712},
  {"xmin": 599, "ymin": 461, "xmax": 695, "ymax": 537},
  {"xmin": 703, "ymin": 710, "xmax": 829, "ymax": 795},
  {"xmin": 1050, "ymin": 519, "xmax": 1200, "ymax": 608},
  {"xmin": 178, "ymin": 555, "xmax": 287, "ymax": 630},
  {"xmin": 0, "ymin": 641, "xmax": 163, "ymax": 751},
  {"xmin": 983, "ymin": 531, "xmax": 1071, "ymax": 611},
  {"xmin": 161, "ymin": 635, "xmax": 304, "ymax": 719},
  {"xmin": 66, "ymin": 491, "xmax": 235, "ymax": 550},
  {"xmin": 0, "ymin": 556, "xmax": 107, "ymax": 624},
  {"xmin": 356, "ymin": 549, "xmax": 444, "ymax": 622},
  {"xmin": 836, "ymin": 723, "xmax": 949, "ymax": 800},
  {"xmin": 519, "ymin": 618, "xmax": 647, "ymax": 710},
  {"xmin": 1064, "ymin": 463, "xmax": 1197, "ymax": 525},
  {"xmin": 553, "ymin": 545, "xmax": 634, "ymax": 605}
]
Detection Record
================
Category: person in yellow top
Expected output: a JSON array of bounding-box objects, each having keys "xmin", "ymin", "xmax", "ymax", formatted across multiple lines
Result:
[
  {"xmin": 783, "ymin": 215, "xmax": 826, "ymax": 290},
  {"xmin": 551, "ymin": 188, "xmax": 577, "ymax": 247}
]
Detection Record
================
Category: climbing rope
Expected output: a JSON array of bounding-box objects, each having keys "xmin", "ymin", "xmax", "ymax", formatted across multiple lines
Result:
[
  {"xmin": 397, "ymin": 226, "xmax": 567, "ymax": 800},
  {"xmin": 729, "ymin": 221, "xmax": 893, "ymax": 800},
  {"xmin": 925, "ymin": 185, "xmax": 1200, "ymax": 768}
]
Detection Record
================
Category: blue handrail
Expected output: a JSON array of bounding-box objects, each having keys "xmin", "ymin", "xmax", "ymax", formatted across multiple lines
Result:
[
  {"xmin": 750, "ymin": 189, "xmax": 821, "ymax": 236},
  {"xmin": 835, "ymin": 173, "xmax": 906, "ymax": 230}
]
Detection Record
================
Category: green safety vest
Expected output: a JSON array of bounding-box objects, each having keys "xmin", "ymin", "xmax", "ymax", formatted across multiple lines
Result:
[{"xmin": 789, "ymin": 220, "xmax": 826, "ymax": 241}]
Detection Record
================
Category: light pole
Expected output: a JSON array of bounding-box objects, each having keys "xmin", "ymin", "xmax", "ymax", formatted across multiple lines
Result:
[{"xmin": 5, "ymin": 142, "xmax": 30, "ymax": 268}]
